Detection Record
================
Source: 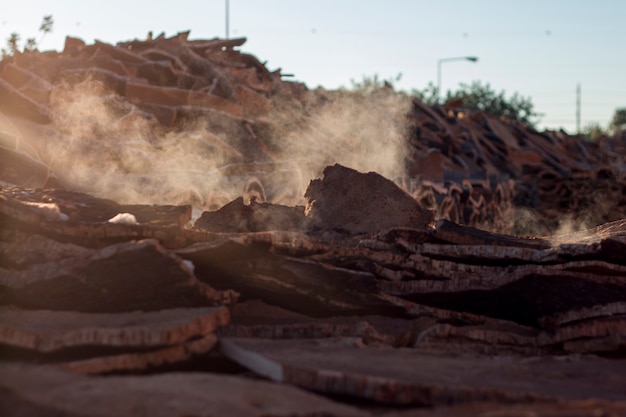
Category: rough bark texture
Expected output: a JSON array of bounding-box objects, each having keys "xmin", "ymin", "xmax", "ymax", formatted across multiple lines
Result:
[
  {"xmin": 0, "ymin": 306, "xmax": 229, "ymax": 352},
  {"xmin": 1, "ymin": 32, "xmax": 626, "ymax": 416},
  {"xmin": 305, "ymin": 164, "xmax": 434, "ymax": 234},
  {"xmin": 0, "ymin": 364, "xmax": 363, "ymax": 417},
  {"xmin": 221, "ymin": 337, "xmax": 626, "ymax": 405}
]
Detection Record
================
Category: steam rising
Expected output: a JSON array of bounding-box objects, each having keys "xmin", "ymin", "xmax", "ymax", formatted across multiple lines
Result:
[
  {"xmin": 42, "ymin": 80, "xmax": 411, "ymax": 210},
  {"xmin": 47, "ymin": 80, "xmax": 243, "ymax": 208},
  {"xmin": 514, "ymin": 201, "xmax": 615, "ymax": 243},
  {"xmin": 269, "ymin": 88, "xmax": 411, "ymax": 186},
  {"xmin": 15, "ymin": 77, "xmax": 614, "ymax": 239}
]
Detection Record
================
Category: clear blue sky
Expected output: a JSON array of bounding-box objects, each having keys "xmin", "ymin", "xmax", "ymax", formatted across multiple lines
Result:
[{"xmin": 2, "ymin": 0, "xmax": 625, "ymax": 133}]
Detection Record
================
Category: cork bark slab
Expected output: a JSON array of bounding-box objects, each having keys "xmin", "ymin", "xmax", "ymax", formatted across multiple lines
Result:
[
  {"xmin": 0, "ymin": 239, "xmax": 236, "ymax": 312},
  {"xmin": 0, "ymin": 186, "xmax": 212, "ymax": 249},
  {"xmin": 178, "ymin": 239, "xmax": 401, "ymax": 317},
  {"xmin": 304, "ymin": 164, "xmax": 434, "ymax": 234},
  {"xmin": 0, "ymin": 306, "xmax": 229, "ymax": 352},
  {"xmin": 0, "ymin": 186, "xmax": 192, "ymax": 227},
  {"xmin": 221, "ymin": 337, "xmax": 626, "ymax": 406},
  {"xmin": 383, "ymin": 400, "xmax": 626, "ymax": 417},
  {"xmin": 62, "ymin": 334, "xmax": 219, "ymax": 374},
  {"xmin": 0, "ymin": 363, "xmax": 363, "ymax": 417},
  {"xmin": 219, "ymin": 299, "xmax": 410, "ymax": 346}
]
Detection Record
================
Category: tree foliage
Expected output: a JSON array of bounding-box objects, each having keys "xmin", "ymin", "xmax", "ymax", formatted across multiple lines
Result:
[
  {"xmin": 1, "ymin": 15, "xmax": 54, "ymax": 59},
  {"xmin": 350, "ymin": 76, "xmax": 541, "ymax": 129},
  {"xmin": 584, "ymin": 109, "xmax": 626, "ymax": 140},
  {"xmin": 39, "ymin": 15, "xmax": 54, "ymax": 35},
  {"xmin": 581, "ymin": 122, "xmax": 606, "ymax": 141},
  {"xmin": 609, "ymin": 108, "xmax": 626, "ymax": 134},
  {"xmin": 411, "ymin": 82, "xmax": 438, "ymax": 105},
  {"xmin": 6, "ymin": 33, "xmax": 20, "ymax": 55},
  {"xmin": 414, "ymin": 80, "xmax": 541, "ymax": 127},
  {"xmin": 349, "ymin": 73, "xmax": 403, "ymax": 94}
]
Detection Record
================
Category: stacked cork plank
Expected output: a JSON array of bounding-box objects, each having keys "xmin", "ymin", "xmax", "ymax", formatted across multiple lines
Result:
[
  {"xmin": 407, "ymin": 100, "xmax": 626, "ymax": 233},
  {"xmin": 0, "ymin": 31, "xmax": 308, "ymax": 212},
  {"xmin": 2, "ymin": 32, "xmax": 626, "ymax": 234},
  {"xmin": 2, "ymin": 163, "xmax": 626, "ymax": 415},
  {"xmin": 0, "ymin": 31, "xmax": 291, "ymax": 124}
]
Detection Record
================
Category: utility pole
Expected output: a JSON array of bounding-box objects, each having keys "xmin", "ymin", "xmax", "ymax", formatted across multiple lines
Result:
[
  {"xmin": 225, "ymin": 0, "xmax": 230, "ymax": 39},
  {"xmin": 576, "ymin": 83, "xmax": 581, "ymax": 134}
]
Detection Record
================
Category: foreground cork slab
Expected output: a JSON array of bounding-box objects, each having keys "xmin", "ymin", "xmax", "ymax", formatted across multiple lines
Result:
[
  {"xmin": 0, "ymin": 306, "xmax": 229, "ymax": 352},
  {"xmin": 0, "ymin": 363, "xmax": 363, "ymax": 417},
  {"xmin": 383, "ymin": 399, "xmax": 626, "ymax": 417},
  {"xmin": 0, "ymin": 186, "xmax": 208, "ymax": 249},
  {"xmin": 221, "ymin": 337, "xmax": 626, "ymax": 406},
  {"xmin": 0, "ymin": 186, "xmax": 192, "ymax": 227},
  {"xmin": 219, "ymin": 299, "xmax": 410, "ymax": 346},
  {"xmin": 62, "ymin": 334, "xmax": 219, "ymax": 374},
  {"xmin": 178, "ymin": 239, "xmax": 402, "ymax": 317},
  {"xmin": 0, "ymin": 239, "xmax": 236, "ymax": 312}
]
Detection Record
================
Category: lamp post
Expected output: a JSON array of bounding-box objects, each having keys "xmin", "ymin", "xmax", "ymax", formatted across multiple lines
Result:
[
  {"xmin": 225, "ymin": 0, "xmax": 230, "ymax": 39},
  {"xmin": 437, "ymin": 56, "xmax": 478, "ymax": 104}
]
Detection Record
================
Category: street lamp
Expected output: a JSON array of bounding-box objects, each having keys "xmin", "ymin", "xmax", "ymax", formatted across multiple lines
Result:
[
  {"xmin": 437, "ymin": 56, "xmax": 478, "ymax": 104},
  {"xmin": 225, "ymin": 0, "xmax": 230, "ymax": 39}
]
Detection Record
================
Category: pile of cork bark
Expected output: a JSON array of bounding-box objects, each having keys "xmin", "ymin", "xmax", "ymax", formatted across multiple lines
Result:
[
  {"xmin": 2, "ymin": 31, "xmax": 626, "ymax": 233},
  {"xmin": 1, "ymin": 33, "xmax": 626, "ymax": 416},
  {"xmin": 2, "ymin": 163, "xmax": 626, "ymax": 416},
  {"xmin": 406, "ymin": 100, "xmax": 626, "ymax": 234},
  {"xmin": 1, "ymin": 31, "xmax": 313, "ymax": 210}
]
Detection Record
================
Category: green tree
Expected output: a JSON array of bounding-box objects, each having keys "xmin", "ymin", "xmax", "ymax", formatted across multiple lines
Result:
[
  {"xmin": 1, "ymin": 15, "xmax": 54, "ymax": 58},
  {"xmin": 7, "ymin": 32, "xmax": 20, "ymax": 55},
  {"xmin": 39, "ymin": 15, "xmax": 54, "ymax": 34},
  {"xmin": 350, "ymin": 73, "xmax": 403, "ymax": 94},
  {"xmin": 38, "ymin": 15, "xmax": 54, "ymax": 45},
  {"xmin": 609, "ymin": 108, "xmax": 626, "ymax": 134},
  {"xmin": 411, "ymin": 82, "xmax": 438, "ymax": 105},
  {"xmin": 414, "ymin": 80, "xmax": 541, "ymax": 128},
  {"xmin": 24, "ymin": 38, "xmax": 37, "ymax": 52},
  {"xmin": 581, "ymin": 122, "xmax": 606, "ymax": 141}
]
